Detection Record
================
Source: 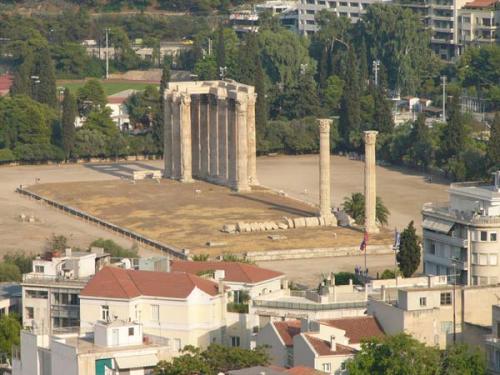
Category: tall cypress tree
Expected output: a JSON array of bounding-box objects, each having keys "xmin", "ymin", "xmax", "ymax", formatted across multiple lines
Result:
[
  {"xmin": 372, "ymin": 84, "xmax": 394, "ymax": 134},
  {"xmin": 488, "ymin": 112, "xmax": 500, "ymax": 170},
  {"xmin": 10, "ymin": 50, "xmax": 34, "ymax": 98},
  {"xmin": 441, "ymin": 95, "xmax": 466, "ymax": 162},
  {"xmin": 339, "ymin": 47, "xmax": 361, "ymax": 149},
  {"xmin": 396, "ymin": 221, "xmax": 421, "ymax": 277},
  {"xmin": 35, "ymin": 47, "xmax": 57, "ymax": 108},
  {"xmin": 61, "ymin": 88, "xmax": 77, "ymax": 159}
]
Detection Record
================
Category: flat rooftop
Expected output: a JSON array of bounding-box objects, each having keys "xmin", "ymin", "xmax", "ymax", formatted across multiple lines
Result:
[{"xmin": 27, "ymin": 179, "xmax": 391, "ymax": 255}]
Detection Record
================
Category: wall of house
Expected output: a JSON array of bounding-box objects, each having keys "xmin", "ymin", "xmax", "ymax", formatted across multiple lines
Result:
[
  {"xmin": 367, "ymin": 299, "xmax": 405, "ymax": 337},
  {"xmin": 315, "ymin": 354, "xmax": 351, "ymax": 374},
  {"xmin": 293, "ymin": 334, "xmax": 316, "ymax": 369},
  {"xmin": 255, "ymin": 323, "xmax": 288, "ymax": 367},
  {"xmin": 51, "ymin": 339, "xmax": 78, "ymax": 375},
  {"xmin": 22, "ymin": 286, "xmax": 51, "ymax": 329}
]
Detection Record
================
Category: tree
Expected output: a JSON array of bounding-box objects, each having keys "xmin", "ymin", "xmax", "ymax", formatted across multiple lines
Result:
[
  {"xmin": 0, "ymin": 315, "xmax": 21, "ymax": 360},
  {"xmin": 282, "ymin": 69, "xmax": 321, "ymax": 120},
  {"xmin": 73, "ymin": 129, "xmax": 107, "ymax": 159},
  {"xmin": 84, "ymin": 108, "xmax": 118, "ymax": 137},
  {"xmin": 441, "ymin": 95, "xmax": 467, "ymax": 163},
  {"xmin": 0, "ymin": 264, "xmax": 21, "ymax": 282},
  {"xmin": 339, "ymin": 47, "xmax": 361, "ymax": 148},
  {"xmin": 90, "ymin": 238, "xmax": 138, "ymax": 258},
  {"xmin": 61, "ymin": 88, "xmax": 77, "ymax": 159},
  {"xmin": 408, "ymin": 113, "xmax": 434, "ymax": 170},
  {"xmin": 396, "ymin": 221, "xmax": 420, "ymax": 277},
  {"xmin": 342, "ymin": 193, "xmax": 390, "ymax": 226},
  {"xmin": 34, "ymin": 47, "xmax": 57, "ymax": 108},
  {"xmin": 347, "ymin": 334, "xmax": 441, "ymax": 375},
  {"xmin": 4, "ymin": 252, "xmax": 33, "ymax": 274},
  {"xmin": 215, "ymin": 24, "xmax": 225, "ymax": 71},
  {"xmin": 372, "ymin": 84, "xmax": 394, "ymax": 134},
  {"xmin": 323, "ymin": 75, "xmax": 344, "ymax": 114},
  {"xmin": 76, "ymin": 79, "xmax": 107, "ymax": 117},
  {"xmin": 46, "ymin": 234, "xmax": 68, "ymax": 251},
  {"xmin": 488, "ymin": 112, "xmax": 500, "ymax": 169},
  {"xmin": 439, "ymin": 344, "xmax": 486, "ymax": 375}
]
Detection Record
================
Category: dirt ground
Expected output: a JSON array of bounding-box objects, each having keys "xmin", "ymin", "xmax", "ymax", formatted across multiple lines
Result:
[{"xmin": 28, "ymin": 177, "xmax": 391, "ymax": 255}]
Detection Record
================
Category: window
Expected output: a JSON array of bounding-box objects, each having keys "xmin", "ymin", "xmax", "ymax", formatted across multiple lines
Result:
[
  {"xmin": 481, "ymin": 231, "xmax": 488, "ymax": 241},
  {"xmin": 128, "ymin": 327, "xmax": 134, "ymax": 336},
  {"xmin": 25, "ymin": 290, "xmax": 48, "ymax": 299},
  {"xmin": 491, "ymin": 233, "xmax": 497, "ymax": 242},
  {"xmin": 440, "ymin": 292, "xmax": 452, "ymax": 305},
  {"xmin": 26, "ymin": 307, "xmax": 34, "ymax": 319},
  {"xmin": 472, "ymin": 253, "xmax": 478, "ymax": 265},
  {"xmin": 441, "ymin": 321, "xmax": 453, "ymax": 334},
  {"xmin": 341, "ymin": 361, "xmax": 347, "ymax": 370},
  {"xmin": 34, "ymin": 265, "xmax": 44, "ymax": 273},
  {"xmin": 429, "ymin": 243, "xmax": 436, "ymax": 255},
  {"xmin": 322, "ymin": 363, "xmax": 331, "ymax": 372},
  {"xmin": 419, "ymin": 297, "xmax": 427, "ymax": 307},
  {"xmin": 490, "ymin": 254, "xmax": 498, "ymax": 266},
  {"xmin": 231, "ymin": 336, "xmax": 240, "ymax": 347},
  {"xmin": 151, "ymin": 304, "xmax": 159, "ymax": 322},
  {"xmin": 101, "ymin": 305, "xmax": 109, "ymax": 321},
  {"xmin": 472, "ymin": 276, "xmax": 478, "ymax": 285}
]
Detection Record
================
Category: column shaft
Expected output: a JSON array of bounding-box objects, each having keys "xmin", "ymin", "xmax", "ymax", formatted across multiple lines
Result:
[
  {"xmin": 235, "ymin": 98, "xmax": 250, "ymax": 192},
  {"xmin": 163, "ymin": 94, "xmax": 173, "ymax": 178},
  {"xmin": 180, "ymin": 93, "xmax": 193, "ymax": 183},
  {"xmin": 227, "ymin": 100, "xmax": 237, "ymax": 188},
  {"xmin": 200, "ymin": 95, "xmax": 210, "ymax": 178},
  {"xmin": 191, "ymin": 95, "xmax": 200, "ymax": 178},
  {"xmin": 318, "ymin": 119, "xmax": 332, "ymax": 218},
  {"xmin": 171, "ymin": 94, "xmax": 181, "ymax": 180},
  {"xmin": 209, "ymin": 95, "xmax": 219, "ymax": 180},
  {"xmin": 247, "ymin": 94, "xmax": 258, "ymax": 185},
  {"xmin": 364, "ymin": 131, "xmax": 379, "ymax": 234},
  {"xmin": 217, "ymin": 96, "xmax": 228, "ymax": 183}
]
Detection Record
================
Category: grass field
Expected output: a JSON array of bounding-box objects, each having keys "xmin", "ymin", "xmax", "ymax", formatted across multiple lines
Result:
[{"xmin": 58, "ymin": 80, "xmax": 158, "ymax": 96}]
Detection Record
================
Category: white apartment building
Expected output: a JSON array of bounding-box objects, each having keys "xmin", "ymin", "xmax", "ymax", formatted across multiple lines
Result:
[
  {"xmin": 368, "ymin": 283, "xmax": 500, "ymax": 349},
  {"xmin": 458, "ymin": 0, "xmax": 499, "ymax": 47},
  {"xmin": 12, "ymin": 320, "xmax": 172, "ymax": 375},
  {"xmin": 22, "ymin": 248, "xmax": 110, "ymax": 334},
  {"xmin": 297, "ymin": 0, "xmax": 390, "ymax": 35},
  {"xmin": 486, "ymin": 304, "xmax": 500, "ymax": 374},
  {"xmin": 422, "ymin": 172, "xmax": 500, "ymax": 286},
  {"xmin": 256, "ymin": 316, "xmax": 384, "ymax": 373}
]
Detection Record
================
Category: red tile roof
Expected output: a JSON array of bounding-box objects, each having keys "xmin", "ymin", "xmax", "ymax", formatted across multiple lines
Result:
[
  {"xmin": 319, "ymin": 316, "xmax": 385, "ymax": 344},
  {"xmin": 285, "ymin": 366, "xmax": 328, "ymax": 375},
  {"xmin": 305, "ymin": 335, "xmax": 357, "ymax": 356},
  {"xmin": 0, "ymin": 74, "xmax": 13, "ymax": 96},
  {"xmin": 273, "ymin": 320, "xmax": 302, "ymax": 347},
  {"xmin": 171, "ymin": 260, "xmax": 284, "ymax": 283},
  {"xmin": 464, "ymin": 0, "xmax": 498, "ymax": 7},
  {"xmin": 81, "ymin": 267, "xmax": 220, "ymax": 299}
]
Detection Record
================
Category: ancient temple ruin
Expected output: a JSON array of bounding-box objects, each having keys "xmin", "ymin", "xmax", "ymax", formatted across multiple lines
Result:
[{"xmin": 163, "ymin": 80, "xmax": 257, "ymax": 192}]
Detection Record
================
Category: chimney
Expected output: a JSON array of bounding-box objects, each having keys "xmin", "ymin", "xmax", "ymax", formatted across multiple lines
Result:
[
  {"xmin": 65, "ymin": 248, "xmax": 72, "ymax": 257},
  {"xmin": 214, "ymin": 269, "xmax": 225, "ymax": 281},
  {"xmin": 300, "ymin": 317, "xmax": 310, "ymax": 333},
  {"xmin": 330, "ymin": 335, "xmax": 337, "ymax": 352}
]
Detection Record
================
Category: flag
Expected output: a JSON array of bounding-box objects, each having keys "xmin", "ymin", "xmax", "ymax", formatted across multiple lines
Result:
[{"xmin": 360, "ymin": 232, "xmax": 368, "ymax": 251}]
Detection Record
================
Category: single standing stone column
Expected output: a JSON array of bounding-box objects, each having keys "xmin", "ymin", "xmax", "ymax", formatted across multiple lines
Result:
[
  {"xmin": 247, "ymin": 93, "xmax": 258, "ymax": 185},
  {"xmin": 364, "ymin": 130, "xmax": 379, "ymax": 234},
  {"xmin": 227, "ymin": 99, "xmax": 237, "ymax": 188},
  {"xmin": 217, "ymin": 94, "xmax": 228, "ymax": 183},
  {"xmin": 209, "ymin": 94, "xmax": 219, "ymax": 180},
  {"xmin": 235, "ymin": 96, "xmax": 250, "ymax": 192},
  {"xmin": 171, "ymin": 93, "xmax": 181, "ymax": 180},
  {"xmin": 200, "ymin": 95, "xmax": 210, "ymax": 178},
  {"xmin": 163, "ymin": 93, "xmax": 173, "ymax": 178},
  {"xmin": 191, "ymin": 95, "xmax": 200, "ymax": 178},
  {"xmin": 318, "ymin": 119, "xmax": 333, "ymax": 218},
  {"xmin": 179, "ymin": 93, "xmax": 193, "ymax": 183}
]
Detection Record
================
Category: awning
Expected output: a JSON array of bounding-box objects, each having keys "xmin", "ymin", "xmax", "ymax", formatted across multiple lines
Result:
[
  {"xmin": 115, "ymin": 354, "xmax": 158, "ymax": 369},
  {"xmin": 422, "ymin": 217, "xmax": 454, "ymax": 234}
]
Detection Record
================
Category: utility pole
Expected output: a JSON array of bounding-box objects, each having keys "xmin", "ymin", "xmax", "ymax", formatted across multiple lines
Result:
[
  {"xmin": 373, "ymin": 60, "xmax": 380, "ymax": 87},
  {"xmin": 441, "ymin": 76, "xmax": 447, "ymax": 122},
  {"xmin": 105, "ymin": 28, "xmax": 110, "ymax": 80}
]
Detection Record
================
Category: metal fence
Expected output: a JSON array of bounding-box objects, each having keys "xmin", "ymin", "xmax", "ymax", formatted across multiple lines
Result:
[
  {"xmin": 252, "ymin": 299, "xmax": 367, "ymax": 311},
  {"xmin": 16, "ymin": 188, "xmax": 187, "ymax": 260}
]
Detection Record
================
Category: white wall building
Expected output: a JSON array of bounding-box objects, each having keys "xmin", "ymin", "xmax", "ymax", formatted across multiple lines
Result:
[
  {"xmin": 458, "ymin": 0, "xmax": 499, "ymax": 48},
  {"xmin": 423, "ymin": 172, "xmax": 500, "ymax": 286}
]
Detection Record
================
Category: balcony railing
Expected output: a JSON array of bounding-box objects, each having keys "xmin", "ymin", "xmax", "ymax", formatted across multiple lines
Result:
[
  {"xmin": 423, "ymin": 202, "xmax": 500, "ymax": 225},
  {"xmin": 253, "ymin": 299, "xmax": 366, "ymax": 311},
  {"xmin": 22, "ymin": 274, "xmax": 89, "ymax": 286}
]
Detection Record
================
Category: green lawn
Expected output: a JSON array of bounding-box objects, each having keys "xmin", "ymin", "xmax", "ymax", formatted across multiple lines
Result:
[{"xmin": 58, "ymin": 80, "xmax": 158, "ymax": 96}]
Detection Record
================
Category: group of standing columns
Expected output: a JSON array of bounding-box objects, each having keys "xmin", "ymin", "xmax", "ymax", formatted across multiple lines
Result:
[
  {"xmin": 164, "ymin": 81, "xmax": 258, "ymax": 192},
  {"xmin": 317, "ymin": 119, "xmax": 379, "ymax": 234}
]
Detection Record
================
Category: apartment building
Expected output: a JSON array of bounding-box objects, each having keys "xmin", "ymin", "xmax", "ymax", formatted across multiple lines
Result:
[
  {"xmin": 368, "ymin": 283, "xmax": 500, "ymax": 349},
  {"xmin": 458, "ymin": 0, "xmax": 499, "ymax": 47},
  {"xmin": 79, "ymin": 267, "xmax": 227, "ymax": 350},
  {"xmin": 22, "ymin": 248, "xmax": 110, "ymax": 334},
  {"xmin": 297, "ymin": 0, "xmax": 389, "ymax": 35},
  {"xmin": 256, "ymin": 316, "xmax": 384, "ymax": 373},
  {"xmin": 12, "ymin": 320, "xmax": 172, "ymax": 375},
  {"xmin": 422, "ymin": 172, "xmax": 500, "ymax": 286}
]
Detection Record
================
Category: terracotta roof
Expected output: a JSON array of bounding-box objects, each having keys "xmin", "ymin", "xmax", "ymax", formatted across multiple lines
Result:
[
  {"xmin": 305, "ymin": 335, "xmax": 357, "ymax": 356},
  {"xmin": 171, "ymin": 260, "xmax": 284, "ymax": 283},
  {"xmin": 80, "ymin": 267, "xmax": 220, "ymax": 299},
  {"xmin": 273, "ymin": 320, "xmax": 302, "ymax": 347},
  {"xmin": 319, "ymin": 316, "xmax": 385, "ymax": 344},
  {"xmin": 464, "ymin": 0, "xmax": 497, "ymax": 8},
  {"xmin": 285, "ymin": 366, "xmax": 328, "ymax": 375}
]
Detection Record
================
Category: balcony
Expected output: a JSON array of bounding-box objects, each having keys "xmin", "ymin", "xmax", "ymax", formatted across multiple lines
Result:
[
  {"xmin": 431, "ymin": 2, "xmax": 453, "ymax": 9},
  {"xmin": 424, "ymin": 253, "xmax": 468, "ymax": 270},
  {"xmin": 423, "ymin": 229, "xmax": 468, "ymax": 248},
  {"xmin": 51, "ymin": 304, "xmax": 79, "ymax": 319},
  {"xmin": 423, "ymin": 203, "xmax": 500, "ymax": 226},
  {"xmin": 22, "ymin": 273, "xmax": 89, "ymax": 287}
]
